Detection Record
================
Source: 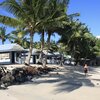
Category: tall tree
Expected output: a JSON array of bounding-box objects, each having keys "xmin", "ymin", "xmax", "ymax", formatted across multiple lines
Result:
[
  {"xmin": 8, "ymin": 29, "xmax": 30, "ymax": 48},
  {"xmin": 0, "ymin": 0, "xmax": 50, "ymax": 65},
  {"xmin": 0, "ymin": 26, "xmax": 7, "ymax": 44},
  {"xmin": 94, "ymin": 38, "xmax": 100, "ymax": 56},
  {"xmin": 0, "ymin": 0, "xmax": 78, "ymax": 65},
  {"xmin": 59, "ymin": 21, "xmax": 96, "ymax": 65},
  {"xmin": 44, "ymin": 0, "xmax": 71, "ymax": 64},
  {"xmin": 0, "ymin": 0, "xmax": 70, "ymax": 65}
]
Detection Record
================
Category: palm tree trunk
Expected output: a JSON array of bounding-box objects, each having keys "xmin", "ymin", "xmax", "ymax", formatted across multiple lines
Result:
[
  {"xmin": 2, "ymin": 40, "xmax": 4, "ymax": 45},
  {"xmin": 60, "ymin": 53, "xmax": 64, "ymax": 66},
  {"xmin": 41, "ymin": 31, "xmax": 44, "ymax": 51},
  {"xmin": 25, "ymin": 33, "xmax": 34, "ymax": 66},
  {"xmin": 38, "ymin": 31, "xmax": 44, "ymax": 64},
  {"xmin": 43, "ymin": 31, "xmax": 51, "ymax": 67}
]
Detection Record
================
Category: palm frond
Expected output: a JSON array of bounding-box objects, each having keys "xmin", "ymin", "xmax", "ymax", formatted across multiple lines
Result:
[
  {"xmin": 0, "ymin": 0, "xmax": 28, "ymax": 19},
  {"xmin": 0, "ymin": 15, "xmax": 21, "ymax": 27}
]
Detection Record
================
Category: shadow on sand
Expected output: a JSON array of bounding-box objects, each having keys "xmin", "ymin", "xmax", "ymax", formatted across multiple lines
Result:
[
  {"xmin": 1, "ymin": 65, "xmax": 99, "ymax": 93},
  {"xmin": 31, "ymin": 65, "xmax": 98, "ymax": 93}
]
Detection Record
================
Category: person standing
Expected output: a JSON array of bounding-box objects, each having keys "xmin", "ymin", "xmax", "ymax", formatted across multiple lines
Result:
[{"xmin": 84, "ymin": 64, "xmax": 88, "ymax": 76}]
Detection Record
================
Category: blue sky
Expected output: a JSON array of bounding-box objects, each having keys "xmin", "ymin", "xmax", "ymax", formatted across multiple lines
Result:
[
  {"xmin": 0, "ymin": 0, "xmax": 100, "ymax": 44},
  {"xmin": 68, "ymin": 0, "xmax": 100, "ymax": 36}
]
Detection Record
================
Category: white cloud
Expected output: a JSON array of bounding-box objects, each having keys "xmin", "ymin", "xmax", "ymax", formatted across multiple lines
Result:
[{"xmin": 96, "ymin": 36, "xmax": 100, "ymax": 38}]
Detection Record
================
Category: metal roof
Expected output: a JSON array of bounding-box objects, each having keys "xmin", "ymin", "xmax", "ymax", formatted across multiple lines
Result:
[{"xmin": 0, "ymin": 43, "xmax": 25, "ymax": 52}]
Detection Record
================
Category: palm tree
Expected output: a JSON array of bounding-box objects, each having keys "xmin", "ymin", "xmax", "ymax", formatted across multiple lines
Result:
[
  {"xmin": 8, "ymin": 29, "xmax": 30, "ymax": 48},
  {"xmin": 0, "ymin": 0, "xmax": 69, "ymax": 65},
  {"xmin": 39, "ymin": 0, "xmax": 79, "ymax": 67},
  {"xmin": 36, "ymin": 29, "xmax": 45, "ymax": 64},
  {"xmin": 59, "ymin": 21, "xmax": 96, "ymax": 65},
  {"xmin": 50, "ymin": 41, "xmax": 58, "ymax": 52},
  {"xmin": 0, "ymin": 26, "xmax": 7, "ymax": 44},
  {"xmin": 0, "ymin": 0, "xmax": 47, "ymax": 65},
  {"xmin": 95, "ymin": 38, "xmax": 100, "ymax": 56},
  {"xmin": 39, "ymin": 0, "xmax": 67, "ymax": 67}
]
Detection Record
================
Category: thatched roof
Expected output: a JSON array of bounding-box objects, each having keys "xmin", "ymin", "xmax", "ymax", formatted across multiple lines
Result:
[{"xmin": 0, "ymin": 43, "xmax": 25, "ymax": 53}]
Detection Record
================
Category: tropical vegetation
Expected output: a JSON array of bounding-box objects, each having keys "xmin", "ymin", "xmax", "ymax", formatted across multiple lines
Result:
[
  {"xmin": 0, "ymin": 26, "xmax": 7, "ymax": 44},
  {"xmin": 0, "ymin": 0, "xmax": 99, "ymax": 66}
]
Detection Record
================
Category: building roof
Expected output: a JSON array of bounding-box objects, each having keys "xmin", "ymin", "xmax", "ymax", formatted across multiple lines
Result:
[
  {"xmin": 0, "ymin": 43, "xmax": 25, "ymax": 53},
  {"xmin": 25, "ymin": 48, "xmax": 40, "ymax": 55}
]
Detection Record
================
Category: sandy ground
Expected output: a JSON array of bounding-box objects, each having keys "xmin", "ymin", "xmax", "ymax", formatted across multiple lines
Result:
[{"xmin": 0, "ymin": 64, "xmax": 100, "ymax": 100}]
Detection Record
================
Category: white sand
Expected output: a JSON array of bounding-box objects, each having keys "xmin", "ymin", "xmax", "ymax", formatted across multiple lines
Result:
[{"xmin": 0, "ymin": 65, "xmax": 100, "ymax": 100}]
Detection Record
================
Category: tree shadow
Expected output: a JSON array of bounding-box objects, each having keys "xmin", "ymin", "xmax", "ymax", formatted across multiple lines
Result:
[
  {"xmin": 2, "ymin": 65, "xmax": 98, "ymax": 93},
  {"xmin": 31, "ymin": 66, "xmax": 96, "ymax": 93},
  {"xmin": 54, "ymin": 71, "xmax": 94, "ymax": 93}
]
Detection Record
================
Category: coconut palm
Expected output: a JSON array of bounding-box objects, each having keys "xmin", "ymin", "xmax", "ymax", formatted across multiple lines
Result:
[
  {"xmin": 38, "ymin": 0, "xmax": 69, "ymax": 67},
  {"xmin": 45, "ymin": 0, "xmax": 79, "ymax": 55},
  {"xmin": 39, "ymin": 0, "xmax": 79, "ymax": 67},
  {"xmin": 35, "ymin": 0, "xmax": 71, "ymax": 65},
  {"xmin": 0, "ymin": 0, "xmax": 47, "ymax": 64},
  {"xmin": 0, "ymin": 0, "xmax": 70, "ymax": 65},
  {"xmin": 36, "ymin": 29, "xmax": 45, "ymax": 64},
  {"xmin": 8, "ymin": 29, "xmax": 30, "ymax": 48},
  {"xmin": 0, "ymin": 0, "xmax": 49, "ymax": 65},
  {"xmin": 0, "ymin": 26, "xmax": 7, "ymax": 44},
  {"xmin": 59, "ymin": 21, "xmax": 96, "ymax": 65},
  {"xmin": 92, "ymin": 38, "xmax": 100, "ymax": 56}
]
